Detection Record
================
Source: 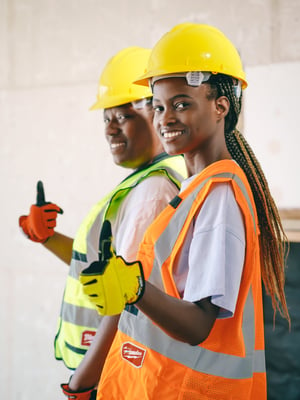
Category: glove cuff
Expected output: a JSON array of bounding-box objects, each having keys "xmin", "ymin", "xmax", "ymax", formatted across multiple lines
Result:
[{"xmin": 61, "ymin": 383, "xmax": 96, "ymax": 400}]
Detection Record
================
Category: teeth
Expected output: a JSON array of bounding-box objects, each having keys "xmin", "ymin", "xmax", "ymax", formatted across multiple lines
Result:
[
  {"xmin": 162, "ymin": 131, "xmax": 183, "ymax": 138},
  {"xmin": 111, "ymin": 142, "xmax": 125, "ymax": 149}
]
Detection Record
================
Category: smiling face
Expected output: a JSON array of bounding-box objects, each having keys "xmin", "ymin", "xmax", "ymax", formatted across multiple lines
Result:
[
  {"xmin": 103, "ymin": 103, "xmax": 163, "ymax": 169},
  {"xmin": 152, "ymin": 78, "xmax": 231, "ymax": 175}
]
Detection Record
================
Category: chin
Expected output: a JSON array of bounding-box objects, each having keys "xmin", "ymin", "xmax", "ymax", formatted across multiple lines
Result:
[
  {"xmin": 116, "ymin": 160, "xmax": 135, "ymax": 169},
  {"xmin": 163, "ymin": 146, "xmax": 181, "ymax": 156}
]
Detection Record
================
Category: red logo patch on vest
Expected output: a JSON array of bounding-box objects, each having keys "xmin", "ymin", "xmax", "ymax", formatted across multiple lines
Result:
[
  {"xmin": 121, "ymin": 341, "xmax": 146, "ymax": 368},
  {"xmin": 81, "ymin": 330, "xmax": 96, "ymax": 346}
]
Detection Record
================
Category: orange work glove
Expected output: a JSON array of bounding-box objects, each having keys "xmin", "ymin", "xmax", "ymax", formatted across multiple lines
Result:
[
  {"xmin": 19, "ymin": 181, "xmax": 63, "ymax": 243},
  {"xmin": 61, "ymin": 383, "xmax": 96, "ymax": 400}
]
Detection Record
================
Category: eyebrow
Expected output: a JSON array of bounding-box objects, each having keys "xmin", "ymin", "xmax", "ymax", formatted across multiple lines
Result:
[{"xmin": 153, "ymin": 94, "xmax": 193, "ymax": 103}]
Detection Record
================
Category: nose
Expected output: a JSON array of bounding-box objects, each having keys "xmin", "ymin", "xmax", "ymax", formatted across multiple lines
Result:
[
  {"xmin": 157, "ymin": 108, "xmax": 177, "ymax": 127},
  {"xmin": 105, "ymin": 119, "xmax": 120, "ymax": 136}
]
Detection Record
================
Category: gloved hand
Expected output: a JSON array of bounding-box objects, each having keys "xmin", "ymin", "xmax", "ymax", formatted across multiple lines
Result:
[
  {"xmin": 61, "ymin": 383, "xmax": 96, "ymax": 400},
  {"xmin": 19, "ymin": 180, "xmax": 63, "ymax": 243},
  {"xmin": 79, "ymin": 220, "xmax": 145, "ymax": 316}
]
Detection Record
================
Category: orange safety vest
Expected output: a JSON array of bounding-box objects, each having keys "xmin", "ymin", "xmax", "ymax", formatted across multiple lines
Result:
[{"xmin": 98, "ymin": 160, "xmax": 266, "ymax": 400}]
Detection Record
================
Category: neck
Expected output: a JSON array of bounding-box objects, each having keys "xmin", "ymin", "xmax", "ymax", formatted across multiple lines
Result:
[
  {"xmin": 184, "ymin": 149, "xmax": 231, "ymax": 177},
  {"xmin": 137, "ymin": 151, "xmax": 168, "ymax": 171}
]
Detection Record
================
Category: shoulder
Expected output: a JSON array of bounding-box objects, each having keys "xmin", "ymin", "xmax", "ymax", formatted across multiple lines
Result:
[
  {"xmin": 130, "ymin": 174, "xmax": 179, "ymax": 201},
  {"xmin": 207, "ymin": 181, "xmax": 235, "ymax": 200},
  {"xmin": 196, "ymin": 182, "xmax": 245, "ymax": 236}
]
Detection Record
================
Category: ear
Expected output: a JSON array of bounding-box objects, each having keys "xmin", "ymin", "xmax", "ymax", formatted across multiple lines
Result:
[{"xmin": 215, "ymin": 96, "xmax": 230, "ymax": 120}]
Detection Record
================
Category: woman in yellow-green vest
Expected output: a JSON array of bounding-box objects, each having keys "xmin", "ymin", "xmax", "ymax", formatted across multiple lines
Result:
[
  {"xmin": 80, "ymin": 24, "xmax": 290, "ymax": 400},
  {"xmin": 19, "ymin": 46, "xmax": 187, "ymax": 399},
  {"xmin": 54, "ymin": 152, "xmax": 185, "ymax": 370}
]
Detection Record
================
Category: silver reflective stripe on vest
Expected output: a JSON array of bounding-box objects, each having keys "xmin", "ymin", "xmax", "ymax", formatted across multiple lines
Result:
[
  {"xmin": 119, "ymin": 170, "xmax": 264, "ymax": 379},
  {"xmin": 60, "ymin": 302, "xmax": 100, "ymax": 329},
  {"xmin": 120, "ymin": 288, "xmax": 264, "ymax": 378}
]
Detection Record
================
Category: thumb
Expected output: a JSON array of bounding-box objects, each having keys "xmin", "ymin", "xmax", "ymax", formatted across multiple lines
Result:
[
  {"xmin": 99, "ymin": 220, "xmax": 113, "ymax": 261},
  {"xmin": 36, "ymin": 180, "xmax": 46, "ymax": 206},
  {"xmin": 36, "ymin": 181, "xmax": 64, "ymax": 214}
]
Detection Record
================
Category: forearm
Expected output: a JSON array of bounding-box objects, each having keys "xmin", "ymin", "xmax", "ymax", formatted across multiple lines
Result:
[
  {"xmin": 69, "ymin": 315, "xmax": 120, "ymax": 391},
  {"xmin": 137, "ymin": 281, "xmax": 219, "ymax": 345},
  {"xmin": 43, "ymin": 232, "xmax": 74, "ymax": 265}
]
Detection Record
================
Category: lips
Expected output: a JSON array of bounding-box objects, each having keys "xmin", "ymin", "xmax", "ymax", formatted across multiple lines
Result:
[
  {"xmin": 161, "ymin": 130, "xmax": 184, "ymax": 139},
  {"xmin": 110, "ymin": 142, "xmax": 126, "ymax": 151}
]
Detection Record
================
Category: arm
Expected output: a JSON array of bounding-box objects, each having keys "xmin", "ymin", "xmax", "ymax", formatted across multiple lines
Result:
[
  {"xmin": 114, "ymin": 175, "xmax": 179, "ymax": 262},
  {"xmin": 136, "ymin": 185, "xmax": 246, "ymax": 344},
  {"xmin": 68, "ymin": 315, "xmax": 119, "ymax": 391},
  {"xmin": 81, "ymin": 254, "xmax": 219, "ymax": 346},
  {"xmin": 43, "ymin": 232, "xmax": 74, "ymax": 265},
  {"xmin": 137, "ymin": 281, "xmax": 219, "ymax": 346},
  {"xmin": 137, "ymin": 184, "xmax": 246, "ymax": 344}
]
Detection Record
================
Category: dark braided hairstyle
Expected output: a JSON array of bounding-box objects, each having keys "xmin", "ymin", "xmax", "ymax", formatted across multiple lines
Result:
[{"xmin": 206, "ymin": 74, "xmax": 290, "ymax": 324}]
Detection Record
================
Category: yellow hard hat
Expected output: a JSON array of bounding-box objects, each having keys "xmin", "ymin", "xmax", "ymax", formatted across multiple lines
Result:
[
  {"xmin": 136, "ymin": 23, "xmax": 247, "ymax": 89},
  {"xmin": 90, "ymin": 46, "xmax": 153, "ymax": 110}
]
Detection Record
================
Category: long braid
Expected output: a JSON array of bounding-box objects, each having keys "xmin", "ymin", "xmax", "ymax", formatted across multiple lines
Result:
[{"xmin": 208, "ymin": 74, "xmax": 290, "ymax": 324}]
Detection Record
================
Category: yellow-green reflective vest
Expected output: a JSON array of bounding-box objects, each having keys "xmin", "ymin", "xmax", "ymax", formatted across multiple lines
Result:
[{"xmin": 54, "ymin": 153, "xmax": 187, "ymax": 369}]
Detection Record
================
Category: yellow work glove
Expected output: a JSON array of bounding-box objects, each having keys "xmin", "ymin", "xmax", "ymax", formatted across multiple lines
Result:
[{"xmin": 79, "ymin": 220, "xmax": 145, "ymax": 316}]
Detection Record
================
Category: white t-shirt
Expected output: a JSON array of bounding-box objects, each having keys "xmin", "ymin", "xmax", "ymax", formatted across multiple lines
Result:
[
  {"xmin": 173, "ymin": 178, "xmax": 246, "ymax": 319},
  {"xmin": 112, "ymin": 175, "xmax": 179, "ymax": 262}
]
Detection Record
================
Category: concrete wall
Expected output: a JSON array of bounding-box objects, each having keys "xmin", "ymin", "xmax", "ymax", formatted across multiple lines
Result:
[{"xmin": 1, "ymin": 1, "xmax": 299, "ymax": 399}]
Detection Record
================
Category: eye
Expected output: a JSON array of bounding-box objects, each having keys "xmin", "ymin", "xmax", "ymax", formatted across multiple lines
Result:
[
  {"xmin": 103, "ymin": 117, "xmax": 110, "ymax": 124},
  {"xmin": 174, "ymin": 101, "xmax": 189, "ymax": 111},
  {"xmin": 153, "ymin": 105, "xmax": 164, "ymax": 113},
  {"xmin": 117, "ymin": 113, "xmax": 132, "ymax": 122}
]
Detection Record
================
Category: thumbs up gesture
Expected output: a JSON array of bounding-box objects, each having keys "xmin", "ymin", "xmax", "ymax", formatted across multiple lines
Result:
[
  {"xmin": 19, "ymin": 181, "xmax": 63, "ymax": 243},
  {"xmin": 80, "ymin": 220, "xmax": 145, "ymax": 316}
]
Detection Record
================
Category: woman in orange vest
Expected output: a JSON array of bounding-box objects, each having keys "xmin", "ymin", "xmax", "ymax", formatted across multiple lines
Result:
[{"xmin": 80, "ymin": 23, "xmax": 290, "ymax": 399}]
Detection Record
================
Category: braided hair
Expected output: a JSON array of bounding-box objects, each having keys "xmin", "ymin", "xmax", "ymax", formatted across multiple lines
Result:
[{"xmin": 206, "ymin": 74, "xmax": 290, "ymax": 324}]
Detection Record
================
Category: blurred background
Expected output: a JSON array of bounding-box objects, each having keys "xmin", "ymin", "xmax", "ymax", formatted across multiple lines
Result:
[{"xmin": 1, "ymin": 1, "xmax": 299, "ymax": 399}]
